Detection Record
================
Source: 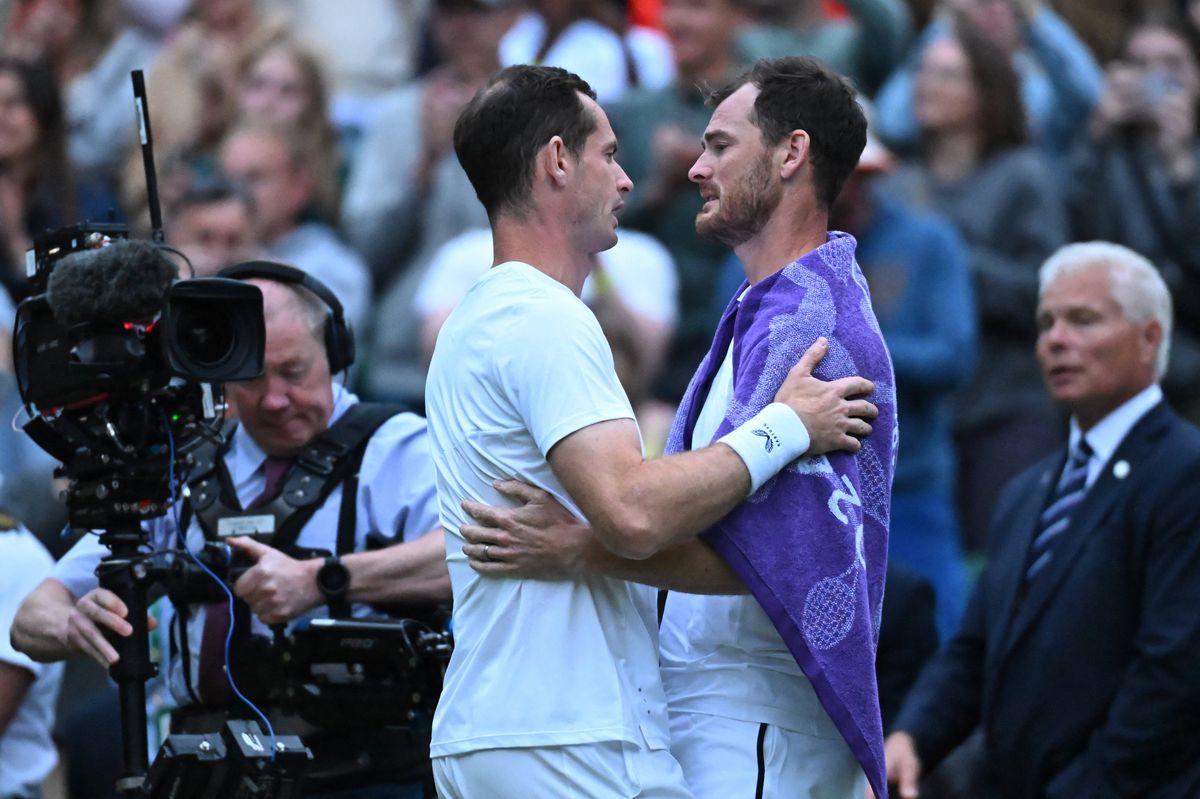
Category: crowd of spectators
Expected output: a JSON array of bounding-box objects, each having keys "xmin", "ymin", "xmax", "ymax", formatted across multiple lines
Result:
[{"xmin": 2, "ymin": 0, "xmax": 1199, "ymax": 795}]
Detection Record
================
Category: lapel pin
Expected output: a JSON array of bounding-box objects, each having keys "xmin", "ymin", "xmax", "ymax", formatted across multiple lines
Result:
[{"xmin": 1113, "ymin": 460, "xmax": 1130, "ymax": 480}]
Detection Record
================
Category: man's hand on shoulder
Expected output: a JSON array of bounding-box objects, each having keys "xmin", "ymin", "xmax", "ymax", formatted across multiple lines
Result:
[
  {"xmin": 228, "ymin": 537, "xmax": 322, "ymax": 626},
  {"xmin": 775, "ymin": 337, "xmax": 877, "ymax": 455},
  {"xmin": 460, "ymin": 480, "xmax": 594, "ymax": 579}
]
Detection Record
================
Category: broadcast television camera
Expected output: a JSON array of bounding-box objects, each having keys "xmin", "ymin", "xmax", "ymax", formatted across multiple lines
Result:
[{"xmin": 13, "ymin": 230, "xmax": 265, "ymax": 530}]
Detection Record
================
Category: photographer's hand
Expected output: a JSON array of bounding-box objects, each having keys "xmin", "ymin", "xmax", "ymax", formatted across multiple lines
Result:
[
  {"xmin": 68, "ymin": 588, "xmax": 157, "ymax": 668},
  {"xmin": 228, "ymin": 537, "xmax": 322, "ymax": 626}
]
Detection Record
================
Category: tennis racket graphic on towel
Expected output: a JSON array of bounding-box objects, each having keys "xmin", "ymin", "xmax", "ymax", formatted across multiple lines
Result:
[{"xmin": 803, "ymin": 475, "xmax": 865, "ymax": 651}]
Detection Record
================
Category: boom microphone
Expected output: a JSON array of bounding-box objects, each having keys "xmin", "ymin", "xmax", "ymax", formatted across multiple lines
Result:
[{"xmin": 45, "ymin": 240, "xmax": 178, "ymax": 330}]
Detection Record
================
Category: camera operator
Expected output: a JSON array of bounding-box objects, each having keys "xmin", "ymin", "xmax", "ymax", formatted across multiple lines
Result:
[{"xmin": 10, "ymin": 262, "xmax": 450, "ymax": 799}]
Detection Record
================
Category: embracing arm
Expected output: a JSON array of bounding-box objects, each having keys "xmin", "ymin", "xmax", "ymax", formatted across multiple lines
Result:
[
  {"xmin": 460, "ymin": 480, "xmax": 746, "ymax": 593},
  {"xmin": 545, "ymin": 339, "xmax": 874, "ymax": 560}
]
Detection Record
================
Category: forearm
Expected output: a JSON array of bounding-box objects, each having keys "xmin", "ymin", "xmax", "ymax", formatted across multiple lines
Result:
[
  {"xmin": 10, "ymin": 579, "xmax": 77, "ymax": 663},
  {"xmin": 587, "ymin": 537, "xmax": 748, "ymax": 594},
  {"xmin": 345, "ymin": 529, "xmax": 451, "ymax": 605},
  {"xmin": 595, "ymin": 443, "xmax": 751, "ymax": 559}
]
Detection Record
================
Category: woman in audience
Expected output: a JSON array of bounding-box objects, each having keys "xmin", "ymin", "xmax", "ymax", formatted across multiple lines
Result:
[
  {"xmin": 234, "ymin": 26, "xmax": 340, "ymax": 224},
  {"xmin": 878, "ymin": 17, "xmax": 1069, "ymax": 551},
  {"xmin": 0, "ymin": 57, "xmax": 76, "ymax": 302}
]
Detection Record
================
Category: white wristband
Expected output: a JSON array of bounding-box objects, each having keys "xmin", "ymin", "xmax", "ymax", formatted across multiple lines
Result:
[{"xmin": 718, "ymin": 402, "xmax": 811, "ymax": 495}]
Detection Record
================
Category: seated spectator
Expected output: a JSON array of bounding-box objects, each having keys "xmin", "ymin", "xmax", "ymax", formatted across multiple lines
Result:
[
  {"xmin": 500, "ymin": 0, "xmax": 632, "ymax": 104},
  {"xmin": 0, "ymin": 515, "xmax": 64, "ymax": 799},
  {"xmin": 1067, "ymin": 16, "xmax": 1200, "ymax": 420},
  {"xmin": 874, "ymin": 0, "xmax": 1103, "ymax": 159},
  {"xmin": 219, "ymin": 122, "xmax": 370, "ymax": 334},
  {"xmin": 341, "ymin": 0, "xmax": 517, "ymax": 408},
  {"xmin": 877, "ymin": 17, "xmax": 1068, "ymax": 551},
  {"xmin": 165, "ymin": 175, "xmax": 259, "ymax": 277},
  {"xmin": 830, "ymin": 129, "xmax": 977, "ymax": 639},
  {"xmin": 608, "ymin": 0, "xmax": 749, "ymax": 402}
]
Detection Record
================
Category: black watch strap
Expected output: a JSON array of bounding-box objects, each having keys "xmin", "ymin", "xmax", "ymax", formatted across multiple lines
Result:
[{"xmin": 317, "ymin": 555, "xmax": 351, "ymax": 618}]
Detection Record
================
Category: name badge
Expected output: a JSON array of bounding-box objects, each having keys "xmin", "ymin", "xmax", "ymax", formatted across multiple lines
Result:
[{"xmin": 218, "ymin": 515, "xmax": 276, "ymax": 538}]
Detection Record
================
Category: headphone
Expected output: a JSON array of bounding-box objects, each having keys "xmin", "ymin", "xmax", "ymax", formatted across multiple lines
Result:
[{"xmin": 218, "ymin": 260, "xmax": 356, "ymax": 374}]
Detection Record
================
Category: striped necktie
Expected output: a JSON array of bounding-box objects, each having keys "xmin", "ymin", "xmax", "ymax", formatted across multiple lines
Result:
[{"xmin": 1024, "ymin": 439, "xmax": 1094, "ymax": 583}]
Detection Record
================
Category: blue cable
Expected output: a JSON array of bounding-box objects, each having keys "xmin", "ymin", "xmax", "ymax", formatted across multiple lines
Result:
[{"xmin": 163, "ymin": 414, "xmax": 278, "ymax": 760}]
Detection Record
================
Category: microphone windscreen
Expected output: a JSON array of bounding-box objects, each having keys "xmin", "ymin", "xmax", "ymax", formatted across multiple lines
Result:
[{"xmin": 46, "ymin": 240, "xmax": 178, "ymax": 330}]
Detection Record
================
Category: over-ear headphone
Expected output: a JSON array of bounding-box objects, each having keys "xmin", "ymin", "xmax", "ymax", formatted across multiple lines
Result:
[{"xmin": 218, "ymin": 260, "xmax": 356, "ymax": 374}]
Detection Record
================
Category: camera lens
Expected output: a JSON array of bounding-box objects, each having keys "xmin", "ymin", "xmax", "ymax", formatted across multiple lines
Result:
[
  {"xmin": 162, "ymin": 278, "xmax": 265, "ymax": 381},
  {"xmin": 174, "ymin": 304, "xmax": 236, "ymax": 368}
]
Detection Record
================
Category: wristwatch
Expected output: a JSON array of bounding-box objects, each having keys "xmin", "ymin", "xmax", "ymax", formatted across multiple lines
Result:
[{"xmin": 316, "ymin": 555, "xmax": 351, "ymax": 618}]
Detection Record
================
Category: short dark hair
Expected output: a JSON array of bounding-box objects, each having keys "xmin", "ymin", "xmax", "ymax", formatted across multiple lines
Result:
[
  {"xmin": 709, "ymin": 57, "xmax": 867, "ymax": 209},
  {"xmin": 453, "ymin": 65, "xmax": 598, "ymax": 219}
]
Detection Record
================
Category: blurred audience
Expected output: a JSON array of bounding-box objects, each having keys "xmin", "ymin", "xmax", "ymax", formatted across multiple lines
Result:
[
  {"xmin": 609, "ymin": 0, "xmax": 747, "ymax": 401},
  {"xmin": 2, "ymin": 0, "xmax": 183, "ymax": 188},
  {"xmin": 734, "ymin": 0, "xmax": 912, "ymax": 94},
  {"xmin": 830, "ymin": 129, "xmax": 977, "ymax": 638},
  {"xmin": 875, "ymin": 0, "xmax": 1103, "ymax": 159},
  {"xmin": 0, "ymin": 57, "xmax": 106, "ymax": 302},
  {"xmin": 589, "ymin": 0, "xmax": 677, "ymax": 92},
  {"xmin": 1068, "ymin": 16, "xmax": 1200, "ymax": 419},
  {"xmin": 234, "ymin": 25, "xmax": 342, "ymax": 224},
  {"xmin": 500, "ymin": 0, "xmax": 633, "ymax": 104},
  {"xmin": 268, "ymin": 0, "xmax": 427, "ymax": 138},
  {"xmin": 343, "ymin": 0, "xmax": 517, "ymax": 408},
  {"xmin": 118, "ymin": 0, "xmax": 271, "ymax": 234},
  {"xmin": 413, "ymin": 225, "xmax": 680, "ymax": 447},
  {"xmin": 877, "ymin": 19, "xmax": 1068, "ymax": 551}
]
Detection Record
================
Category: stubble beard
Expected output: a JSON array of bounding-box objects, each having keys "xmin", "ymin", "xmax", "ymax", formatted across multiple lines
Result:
[{"xmin": 695, "ymin": 153, "xmax": 782, "ymax": 248}]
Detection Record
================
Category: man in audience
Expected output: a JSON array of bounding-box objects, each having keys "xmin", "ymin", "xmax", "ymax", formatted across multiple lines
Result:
[
  {"xmin": 219, "ymin": 122, "xmax": 371, "ymax": 334},
  {"xmin": 886, "ymin": 242, "xmax": 1200, "ymax": 798}
]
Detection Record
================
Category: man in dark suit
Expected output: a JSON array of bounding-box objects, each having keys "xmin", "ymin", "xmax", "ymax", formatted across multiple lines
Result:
[{"xmin": 884, "ymin": 241, "xmax": 1200, "ymax": 798}]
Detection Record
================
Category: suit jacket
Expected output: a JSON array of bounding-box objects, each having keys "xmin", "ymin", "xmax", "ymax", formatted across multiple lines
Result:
[
  {"xmin": 877, "ymin": 564, "xmax": 939, "ymax": 733},
  {"xmin": 895, "ymin": 401, "xmax": 1200, "ymax": 798}
]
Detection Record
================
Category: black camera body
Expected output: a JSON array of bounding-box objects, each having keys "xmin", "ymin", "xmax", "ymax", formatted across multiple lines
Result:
[{"xmin": 12, "ymin": 228, "xmax": 266, "ymax": 529}]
